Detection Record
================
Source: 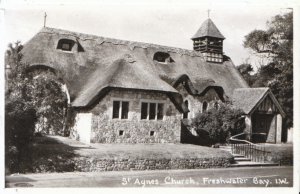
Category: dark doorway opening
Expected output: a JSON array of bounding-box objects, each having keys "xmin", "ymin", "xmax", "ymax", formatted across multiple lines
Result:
[{"xmin": 251, "ymin": 113, "xmax": 274, "ymax": 143}]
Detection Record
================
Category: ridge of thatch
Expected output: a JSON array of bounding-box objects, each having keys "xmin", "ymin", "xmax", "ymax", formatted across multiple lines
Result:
[
  {"xmin": 191, "ymin": 18, "xmax": 225, "ymax": 40},
  {"xmin": 40, "ymin": 27, "xmax": 203, "ymax": 57},
  {"xmin": 232, "ymin": 88, "xmax": 285, "ymax": 116}
]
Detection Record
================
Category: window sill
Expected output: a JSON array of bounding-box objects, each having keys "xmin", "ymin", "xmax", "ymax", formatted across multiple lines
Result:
[
  {"xmin": 140, "ymin": 119, "xmax": 165, "ymax": 121},
  {"xmin": 154, "ymin": 61, "xmax": 174, "ymax": 65},
  {"xmin": 57, "ymin": 49, "xmax": 74, "ymax": 54}
]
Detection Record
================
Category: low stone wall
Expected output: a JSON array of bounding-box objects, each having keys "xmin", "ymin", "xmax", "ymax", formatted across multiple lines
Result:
[{"xmin": 74, "ymin": 157, "xmax": 233, "ymax": 172}]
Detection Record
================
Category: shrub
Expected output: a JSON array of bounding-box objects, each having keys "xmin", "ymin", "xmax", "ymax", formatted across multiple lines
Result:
[
  {"xmin": 32, "ymin": 76, "xmax": 68, "ymax": 135},
  {"xmin": 191, "ymin": 103, "xmax": 245, "ymax": 145},
  {"xmin": 5, "ymin": 96, "xmax": 37, "ymax": 173}
]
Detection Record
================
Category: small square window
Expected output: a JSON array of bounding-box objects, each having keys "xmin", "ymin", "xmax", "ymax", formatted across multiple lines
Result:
[
  {"xmin": 119, "ymin": 130, "xmax": 124, "ymax": 136},
  {"xmin": 150, "ymin": 131, "xmax": 155, "ymax": 136},
  {"xmin": 62, "ymin": 43, "xmax": 71, "ymax": 51},
  {"xmin": 57, "ymin": 39, "xmax": 75, "ymax": 51}
]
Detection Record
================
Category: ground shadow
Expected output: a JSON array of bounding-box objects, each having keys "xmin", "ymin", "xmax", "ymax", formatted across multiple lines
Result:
[
  {"xmin": 6, "ymin": 135, "xmax": 94, "ymax": 174},
  {"xmin": 180, "ymin": 121, "xmax": 211, "ymax": 146}
]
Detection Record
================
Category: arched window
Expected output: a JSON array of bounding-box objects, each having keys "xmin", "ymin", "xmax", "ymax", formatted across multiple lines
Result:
[
  {"xmin": 202, "ymin": 101, "xmax": 208, "ymax": 112},
  {"xmin": 214, "ymin": 101, "xmax": 219, "ymax": 110},
  {"xmin": 183, "ymin": 100, "xmax": 189, "ymax": 119},
  {"xmin": 153, "ymin": 52, "xmax": 174, "ymax": 63}
]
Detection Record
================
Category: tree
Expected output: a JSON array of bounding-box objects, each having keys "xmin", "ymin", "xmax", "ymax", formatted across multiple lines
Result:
[
  {"xmin": 243, "ymin": 11, "xmax": 293, "ymax": 132},
  {"xmin": 236, "ymin": 63, "xmax": 255, "ymax": 86},
  {"xmin": 6, "ymin": 41, "xmax": 68, "ymax": 136},
  {"xmin": 191, "ymin": 103, "xmax": 245, "ymax": 145},
  {"xmin": 5, "ymin": 42, "xmax": 37, "ymax": 173},
  {"xmin": 5, "ymin": 41, "xmax": 68, "ymax": 173}
]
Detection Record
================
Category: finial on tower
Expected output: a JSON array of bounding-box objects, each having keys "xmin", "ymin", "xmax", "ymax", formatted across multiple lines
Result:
[{"xmin": 44, "ymin": 12, "xmax": 47, "ymax": 27}]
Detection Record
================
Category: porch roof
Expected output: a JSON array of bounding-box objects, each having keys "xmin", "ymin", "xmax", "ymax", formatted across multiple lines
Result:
[{"xmin": 232, "ymin": 88, "xmax": 285, "ymax": 117}]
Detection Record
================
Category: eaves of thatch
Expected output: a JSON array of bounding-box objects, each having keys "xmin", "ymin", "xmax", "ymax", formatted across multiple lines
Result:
[
  {"xmin": 168, "ymin": 74, "xmax": 225, "ymax": 101},
  {"xmin": 21, "ymin": 27, "xmax": 248, "ymax": 109}
]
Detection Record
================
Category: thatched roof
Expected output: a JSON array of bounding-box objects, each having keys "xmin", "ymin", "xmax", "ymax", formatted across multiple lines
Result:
[
  {"xmin": 21, "ymin": 27, "xmax": 248, "ymax": 109},
  {"xmin": 72, "ymin": 54, "xmax": 180, "ymax": 107},
  {"xmin": 191, "ymin": 18, "xmax": 225, "ymax": 40},
  {"xmin": 169, "ymin": 74, "xmax": 225, "ymax": 100},
  {"xmin": 233, "ymin": 88, "xmax": 285, "ymax": 116}
]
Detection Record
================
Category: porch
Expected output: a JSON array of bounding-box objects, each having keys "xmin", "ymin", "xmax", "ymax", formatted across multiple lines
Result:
[{"xmin": 233, "ymin": 88, "xmax": 286, "ymax": 144}]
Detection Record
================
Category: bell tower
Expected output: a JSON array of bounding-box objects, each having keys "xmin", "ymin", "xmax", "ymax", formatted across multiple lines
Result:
[{"xmin": 191, "ymin": 17, "xmax": 225, "ymax": 63}]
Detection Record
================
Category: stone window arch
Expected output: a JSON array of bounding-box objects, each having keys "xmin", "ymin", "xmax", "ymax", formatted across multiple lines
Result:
[
  {"xmin": 202, "ymin": 101, "xmax": 208, "ymax": 112},
  {"xmin": 183, "ymin": 100, "xmax": 189, "ymax": 119}
]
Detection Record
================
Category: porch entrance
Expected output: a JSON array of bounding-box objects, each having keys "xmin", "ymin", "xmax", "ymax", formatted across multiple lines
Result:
[{"xmin": 251, "ymin": 113, "xmax": 275, "ymax": 143}]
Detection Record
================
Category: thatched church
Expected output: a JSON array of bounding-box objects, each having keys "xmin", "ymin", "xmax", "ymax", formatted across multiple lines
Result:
[{"xmin": 20, "ymin": 18, "xmax": 286, "ymax": 144}]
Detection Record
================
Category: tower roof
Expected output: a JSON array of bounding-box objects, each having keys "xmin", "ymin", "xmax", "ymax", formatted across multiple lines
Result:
[{"xmin": 191, "ymin": 18, "xmax": 225, "ymax": 40}]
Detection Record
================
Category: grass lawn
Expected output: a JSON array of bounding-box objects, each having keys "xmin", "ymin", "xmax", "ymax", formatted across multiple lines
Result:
[
  {"xmin": 26, "ymin": 135, "xmax": 233, "ymax": 173},
  {"xmin": 263, "ymin": 143, "xmax": 293, "ymax": 165},
  {"xmin": 264, "ymin": 143, "xmax": 293, "ymax": 153},
  {"xmin": 49, "ymin": 135, "xmax": 232, "ymax": 159}
]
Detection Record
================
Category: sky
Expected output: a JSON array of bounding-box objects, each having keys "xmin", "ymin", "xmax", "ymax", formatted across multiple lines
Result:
[{"xmin": 1, "ymin": 0, "xmax": 296, "ymax": 68}]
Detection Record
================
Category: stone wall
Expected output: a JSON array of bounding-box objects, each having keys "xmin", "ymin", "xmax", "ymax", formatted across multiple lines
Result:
[
  {"xmin": 244, "ymin": 115, "xmax": 252, "ymax": 141},
  {"xmin": 74, "ymin": 157, "xmax": 232, "ymax": 172},
  {"xmin": 90, "ymin": 89, "xmax": 182, "ymax": 143},
  {"xmin": 266, "ymin": 115, "xmax": 276, "ymax": 143},
  {"xmin": 276, "ymin": 114, "xmax": 282, "ymax": 143},
  {"xmin": 287, "ymin": 127, "xmax": 293, "ymax": 143}
]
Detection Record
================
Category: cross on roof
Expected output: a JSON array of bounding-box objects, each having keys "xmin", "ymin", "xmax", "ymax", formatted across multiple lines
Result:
[
  {"xmin": 207, "ymin": 9, "xmax": 211, "ymax": 18},
  {"xmin": 44, "ymin": 12, "xmax": 47, "ymax": 27}
]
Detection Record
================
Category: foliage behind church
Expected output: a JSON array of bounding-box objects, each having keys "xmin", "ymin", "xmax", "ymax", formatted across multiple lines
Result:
[{"xmin": 238, "ymin": 11, "xmax": 293, "ymax": 133}]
